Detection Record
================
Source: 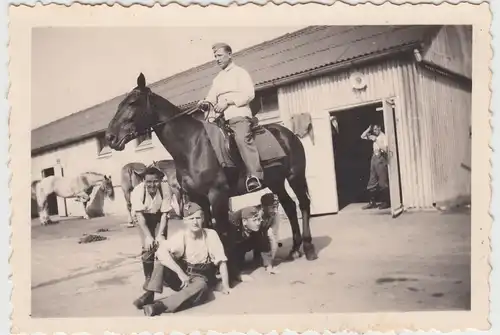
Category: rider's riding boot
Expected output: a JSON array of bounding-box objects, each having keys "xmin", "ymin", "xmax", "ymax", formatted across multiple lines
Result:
[{"xmin": 246, "ymin": 176, "xmax": 262, "ymax": 193}]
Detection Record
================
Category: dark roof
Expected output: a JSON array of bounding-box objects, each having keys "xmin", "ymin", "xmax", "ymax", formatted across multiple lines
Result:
[{"xmin": 32, "ymin": 25, "xmax": 439, "ymax": 155}]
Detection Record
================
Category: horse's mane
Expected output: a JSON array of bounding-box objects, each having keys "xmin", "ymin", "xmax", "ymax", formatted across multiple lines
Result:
[{"xmin": 150, "ymin": 91, "xmax": 203, "ymax": 126}]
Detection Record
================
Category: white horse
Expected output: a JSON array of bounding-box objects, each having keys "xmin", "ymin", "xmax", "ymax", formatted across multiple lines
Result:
[{"xmin": 31, "ymin": 172, "xmax": 115, "ymax": 225}]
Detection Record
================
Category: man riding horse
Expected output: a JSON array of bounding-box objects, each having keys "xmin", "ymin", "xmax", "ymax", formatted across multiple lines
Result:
[{"xmin": 198, "ymin": 42, "xmax": 263, "ymax": 193}]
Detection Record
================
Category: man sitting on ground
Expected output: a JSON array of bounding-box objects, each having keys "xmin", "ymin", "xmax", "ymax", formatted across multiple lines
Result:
[{"xmin": 139, "ymin": 202, "xmax": 231, "ymax": 316}]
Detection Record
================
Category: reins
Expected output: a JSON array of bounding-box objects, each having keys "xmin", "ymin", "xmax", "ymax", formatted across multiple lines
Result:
[{"xmin": 133, "ymin": 93, "xmax": 215, "ymax": 138}]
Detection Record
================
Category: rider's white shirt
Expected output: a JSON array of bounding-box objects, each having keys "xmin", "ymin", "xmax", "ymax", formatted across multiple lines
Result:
[{"xmin": 205, "ymin": 62, "xmax": 255, "ymax": 120}]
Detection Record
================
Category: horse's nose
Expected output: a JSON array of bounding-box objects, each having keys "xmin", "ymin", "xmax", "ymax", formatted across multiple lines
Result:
[{"xmin": 105, "ymin": 133, "xmax": 116, "ymax": 145}]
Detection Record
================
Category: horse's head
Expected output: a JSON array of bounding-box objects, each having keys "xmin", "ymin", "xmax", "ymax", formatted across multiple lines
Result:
[
  {"xmin": 106, "ymin": 73, "xmax": 154, "ymax": 151},
  {"xmin": 101, "ymin": 175, "xmax": 115, "ymax": 200}
]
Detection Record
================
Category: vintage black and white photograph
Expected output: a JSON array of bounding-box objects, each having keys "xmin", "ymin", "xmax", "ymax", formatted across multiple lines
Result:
[{"xmin": 8, "ymin": 2, "xmax": 492, "ymax": 333}]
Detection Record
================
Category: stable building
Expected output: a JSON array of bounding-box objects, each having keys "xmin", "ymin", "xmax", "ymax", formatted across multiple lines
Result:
[{"xmin": 31, "ymin": 25, "xmax": 472, "ymax": 219}]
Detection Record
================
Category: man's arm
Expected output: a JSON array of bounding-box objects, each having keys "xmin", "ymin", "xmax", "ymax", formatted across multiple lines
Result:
[
  {"xmin": 157, "ymin": 184, "xmax": 173, "ymax": 240},
  {"xmin": 135, "ymin": 212, "xmax": 154, "ymax": 249},
  {"xmin": 218, "ymin": 261, "xmax": 231, "ymax": 293},
  {"xmin": 204, "ymin": 77, "xmax": 219, "ymax": 106},
  {"xmin": 131, "ymin": 187, "xmax": 155, "ymax": 248},
  {"xmin": 226, "ymin": 68, "xmax": 255, "ymax": 107},
  {"xmin": 156, "ymin": 239, "xmax": 190, "ymax": 285},
  {"xmin": 156, "ymin": 213, "xmax": 168, "ymax": 241},
  {"xmin": 361, "ymin": 126, "xmax": 376, "ymax": 141}
]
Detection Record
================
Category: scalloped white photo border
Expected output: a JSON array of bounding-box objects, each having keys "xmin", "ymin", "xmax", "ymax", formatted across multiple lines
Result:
[{"xmin": 2, "ymin": 0, "xmax": 497, "ymax": 334}]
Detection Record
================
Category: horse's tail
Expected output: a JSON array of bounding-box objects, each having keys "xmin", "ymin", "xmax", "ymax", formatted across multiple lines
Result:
[{"xmin": 31, "ymin": 180, "xmax": 40, "ymax": 201}]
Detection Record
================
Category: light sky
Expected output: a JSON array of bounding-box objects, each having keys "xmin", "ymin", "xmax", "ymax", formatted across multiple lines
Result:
[{"xmin": 31, "ymin": 26, "xmax": 306, "ymax": 130}]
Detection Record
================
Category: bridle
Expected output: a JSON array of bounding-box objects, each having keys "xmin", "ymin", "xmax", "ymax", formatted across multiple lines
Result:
[{"xmin": 132, "ymin": 90, "xmax": 216, "ymax": 138}]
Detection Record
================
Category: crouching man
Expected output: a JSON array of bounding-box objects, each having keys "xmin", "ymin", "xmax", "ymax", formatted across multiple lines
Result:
[
  {"xmin": 139, "ymin": 202, "xmax": 231, "ymax": 316},
  {"xmin": 231, "ymin": 193, "xmax": 281, "ymax": 277}
]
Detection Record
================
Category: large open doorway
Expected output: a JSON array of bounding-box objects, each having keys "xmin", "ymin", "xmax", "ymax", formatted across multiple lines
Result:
[
  {"xmin": 330, "ymin": 102, "xmax": 385, "ymax": 211},
  {"xmin": 41, "ymin": 167, "xmax": 59, "ymax": 216}
]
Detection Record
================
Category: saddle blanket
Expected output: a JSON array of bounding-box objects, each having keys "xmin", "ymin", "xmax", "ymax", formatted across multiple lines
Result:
[{"xmin": 202, "ymin": 121, "xmax": 286, "ymax": 169}]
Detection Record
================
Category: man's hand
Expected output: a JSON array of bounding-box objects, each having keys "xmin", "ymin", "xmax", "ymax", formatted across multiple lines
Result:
[
  {"xmin": 178, "ymin": 273, "xmax": 190, "ymax": 289},
  {"xmin": 144, "ymin": 235, "xmax": 155, "ymax": 251},
  {"xmin": 221, "ymin": 286, "xmax": 231, "ymax": 295},
  {"xmin": 155, "ymin": 234, "xmax": 165, "ymax": 242},
  {"xmin": 214, "ymin": 99, "xmax": 229, "ymax": 114}
]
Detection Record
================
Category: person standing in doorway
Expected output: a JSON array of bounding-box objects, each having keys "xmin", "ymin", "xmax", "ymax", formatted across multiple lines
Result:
[
  {"xmin": 360, "ymin": 124, "xmax": 390, "ymax": 210},
  {"xmin": 131, "ymin": 165, "xmax": 173, "ymax": 309},
  {"xmin": 198, "ymin": 42, "xmax": 263, "ymax": 193}
]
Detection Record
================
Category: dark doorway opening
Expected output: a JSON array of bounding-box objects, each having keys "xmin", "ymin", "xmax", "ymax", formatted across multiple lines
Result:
[
  {"xmin": 330, "ymin": 102, "xmax": 385, "ymax": 211},
  {"xmin": 41, "ymin": 167, "xmax": 58, "ymax": 215}
]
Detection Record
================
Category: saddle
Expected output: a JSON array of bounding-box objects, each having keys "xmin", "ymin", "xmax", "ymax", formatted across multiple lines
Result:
[{"xmin": 202, "ymin": 116, "xmax": 286, "ymax": 171}]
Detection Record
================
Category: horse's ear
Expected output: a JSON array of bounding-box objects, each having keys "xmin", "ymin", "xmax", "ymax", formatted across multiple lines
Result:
[{"xmin": 137, "ymin": 73, "xmax": 146, "ymax": 89}]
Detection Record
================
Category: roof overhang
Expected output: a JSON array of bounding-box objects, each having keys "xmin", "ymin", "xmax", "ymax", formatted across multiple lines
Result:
[{"xmin": 31, "ymin": 44, "xmax": 419, "ymax": 156}]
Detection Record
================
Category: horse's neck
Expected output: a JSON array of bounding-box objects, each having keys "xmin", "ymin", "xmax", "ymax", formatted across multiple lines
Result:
[
  {"xmin": 151, "ymin": 94, "xmax": 203, "ymax": 163},
  {"xmin": 82, "ymin": 173, "xmax": 104, "ymax": 187}
]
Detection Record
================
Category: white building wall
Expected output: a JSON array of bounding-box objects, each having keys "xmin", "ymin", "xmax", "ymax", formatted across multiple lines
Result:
[{"xmin": 278, "ymin": 58, "xmax": 435, "ymax": 211}]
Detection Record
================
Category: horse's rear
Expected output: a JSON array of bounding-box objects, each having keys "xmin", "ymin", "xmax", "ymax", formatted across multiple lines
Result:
[
  {"xmin": 155, "ymin": 159, "xmax": 184, "ymax": 218},
  {"xmin": 31, "ymin": 180, "xmax": 40, "ymax": 201},
  {"xmin": 121, "ymin": 162, "xmax": 146, "ymax": 224}
]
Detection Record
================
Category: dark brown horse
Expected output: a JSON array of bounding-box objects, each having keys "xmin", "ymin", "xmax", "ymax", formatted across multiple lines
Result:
[
  {"xmin": 106, "ymin": 73, "xmax": 317, "ymax": 268},
  {"xmin": 120, "ymin": 160, "xmax": 185, "ymax": 225}
]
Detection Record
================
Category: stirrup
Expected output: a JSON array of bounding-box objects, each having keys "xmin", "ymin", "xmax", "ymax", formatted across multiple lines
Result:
[{"xmin": 246, "ymin": 176, "xmax": 262, "ymax": 193}]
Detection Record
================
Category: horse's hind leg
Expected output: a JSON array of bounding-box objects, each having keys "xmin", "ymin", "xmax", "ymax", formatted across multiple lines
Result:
[
  {"xmin": 288, "ymin": 175, "xmax": 317, "ymax": 261},
  {"xmin": 123, "ymin": 188, "xmax": 134, "ymax": 224},
  {"xmin": 268, "ymin": 181, "xmax": 303, "ymax": 260},
  {"xmin": 36, "ymin": 188, "xmax": 50, "ymax": 226}
]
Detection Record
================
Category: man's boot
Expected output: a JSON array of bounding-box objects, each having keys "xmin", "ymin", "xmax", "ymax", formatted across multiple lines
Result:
[
  {"xmin": 362, "ymin": 190, "xmax": 378, "ymax": 210},
  {"xmin": 378, "ymin": 188, "xmax": 390, "ymax": 210},
  {"xmin": 133, "ymin": 259, "xmax": 155, "ymax": 309},
  {"xmin": 143, "ymin": 301, "xmax": 167, "ymax": 316}
]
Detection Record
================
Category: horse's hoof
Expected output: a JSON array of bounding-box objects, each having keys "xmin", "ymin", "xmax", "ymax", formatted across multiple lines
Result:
[
  {"xmin": 304, "ymin": 243, "xmax": 318, "ymax": 261},
  {"xmin": 288, "ymin": 250, "xmax": 303, "ymax": 260}
]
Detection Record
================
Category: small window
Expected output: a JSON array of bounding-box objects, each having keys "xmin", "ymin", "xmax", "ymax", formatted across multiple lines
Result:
[
  {"xmin": 250, "ymin": 88, "xmax": 280, "ymax": 117},
  {"xmin": 97, "ymin": 133, "xmax": 112, "ymax": 157},
  {"xmin": 136, "ymin": 132, "xmax": 152, "ymax": 147},
  {"xmin": 261, "ymin": 91, "xmax": 279, "ymax": 114}
]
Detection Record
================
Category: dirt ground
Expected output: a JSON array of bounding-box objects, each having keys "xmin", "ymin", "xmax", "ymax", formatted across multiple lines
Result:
[{"xmin": 31, "ymin": 208, "xmax": 471, "ymax": 318}]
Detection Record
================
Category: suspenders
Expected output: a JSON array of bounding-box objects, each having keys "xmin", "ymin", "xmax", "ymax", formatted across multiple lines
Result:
[{"xmin": 141, "ymin": 182, "xmax": 164, "ymax": 204}]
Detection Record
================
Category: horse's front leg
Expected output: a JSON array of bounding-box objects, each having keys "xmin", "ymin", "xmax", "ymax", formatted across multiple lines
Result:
[
  {"xmin": 289, "ymin": 176, "xmax": 318, "ymax": 261},
  {"xmin": 269, "ymin": 182, "xmax": 303, "ymax": 260},
  {"xmin": 208, "ymin": 187, "xmax": 239, "ymax": 284}
]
